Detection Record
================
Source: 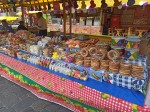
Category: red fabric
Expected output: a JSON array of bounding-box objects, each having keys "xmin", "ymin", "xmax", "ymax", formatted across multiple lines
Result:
[{"xmin": 0, "ymin": 54, "xmax": 150, "ymax": 112}]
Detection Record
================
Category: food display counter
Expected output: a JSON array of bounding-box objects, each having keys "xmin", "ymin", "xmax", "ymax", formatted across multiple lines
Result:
[{"xmin": 0, "ymin": 30, "xmax": 149, "ymax": 112}]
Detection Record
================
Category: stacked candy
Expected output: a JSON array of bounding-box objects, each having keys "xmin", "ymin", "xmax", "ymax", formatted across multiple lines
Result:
[
  {"xmin": 119, "ymin": 62, "xmax": 132, "ymax": 76},
  {"xmin": 75, "ymin": 54, "xmax": 84, "ymax": 65},
  {"xmin": 131, "ymin": 64, "xmax": 144, "ymax": 79},
  {"xmin": 100, "ymin": 60, "xmax": 109, "ymax": 70},
  {"xmin": 109, "ymin": 60, "xmax": 120, "ymax": 73}
]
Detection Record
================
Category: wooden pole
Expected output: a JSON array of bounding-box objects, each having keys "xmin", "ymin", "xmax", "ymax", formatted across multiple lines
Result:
[
  {"xmin": 21, "ymin": 5, "xmax": 25, "ymax": 21},
  {"xmin": 99, "ymin": 8, "xmax": 103, "ymax": 35},
  {"xmin": 69, "ymin": 0, "xmax": 72, "ymax": 37},
  {"xmin": 63, "ymin": 0, "xmax": 66, "ymax": 39}
]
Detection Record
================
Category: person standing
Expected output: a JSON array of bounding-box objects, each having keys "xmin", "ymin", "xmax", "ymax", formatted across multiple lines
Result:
[
  {"xmin": 0, "ymin": 20, "xmax": 14, "ymax": 33},
  {"xmin": 36, "ymin": 12, "xmax": 47, "ymax": 36},
  {"xmin": 17, "ymin": 21, "xmax": 28, "ymax": 30}
]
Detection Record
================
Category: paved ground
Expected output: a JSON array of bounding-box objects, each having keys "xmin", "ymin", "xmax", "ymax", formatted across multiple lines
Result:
[{"xmin": 0, "ymin": 76, "xmax": 73, "ymax": 112}]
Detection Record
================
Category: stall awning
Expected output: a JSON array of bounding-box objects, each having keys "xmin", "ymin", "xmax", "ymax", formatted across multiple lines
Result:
[{"xmin": 0, "ymin": 0, "xmax": 149, "ymax": 9}]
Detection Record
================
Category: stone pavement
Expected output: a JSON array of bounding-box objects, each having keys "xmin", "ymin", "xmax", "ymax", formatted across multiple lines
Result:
[{"xmin": 0, "ymin": 76, "xmax": 73, "ymax": 112}]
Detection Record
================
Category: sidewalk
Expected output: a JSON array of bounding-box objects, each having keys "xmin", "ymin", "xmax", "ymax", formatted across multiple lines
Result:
[{"xmin": 0, "ymin": 76, "xmax": 73, "ymax": 112}]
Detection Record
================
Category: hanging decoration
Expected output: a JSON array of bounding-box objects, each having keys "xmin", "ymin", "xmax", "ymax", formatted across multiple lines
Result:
[
  {"xmin": 62, "ymin": 1, "xmax": 75, "ymax": 14},
  {"xmin": 13, "ymin": 6, "xmax": 16, "ymax": 12},
  {"xmin": 6, "ymin": 7, "xmax": 9, "ymax": 13},
  {"xmin": 65, "ymin": 2, "xmax": 69, "ymax": 14},
  {"xmin": 47, "ymin": 0, "xmax": 51, "ymax": 10},
  {"xmin": 38, "ymin": 0, "xmax": 42, "ymax": 11},
  {"xmin": 101, "ymin": 0, "xmax": 107, "ymax": 9},
  {"xmin": 42, "ymin": 0, "xmax": 47, "ymax": 10},
  {"xmin": 81, "ymin": 0, "xmax": 86, "ymax": 9},
  {"xmin": 118, "ymin": 5, "xmax": 122, "ymax": 9},
  {"xmin": 30, "ymin": 0, "xmax": 34, "ymax": 11},
  {"xmin": 19, "ymin": 0, "xmax": 23, "ymax": 5},
  {"xmin": 1, "ymin": 0, "xmax": 7, "ymax": 4},
  {"xmin": 34, "ymin": 0, "xmax": 38, "ymax": 11},
  {"xmin": 74, "ymin": 0, "xmax": 78, "ymax": 9},
  {"xmin": 9, "ymin": 7, "xmax": 14, "ymax": 16},
  {"xmin": 122, "ymin": 3, "xmax": 126, "ymax": 7},
  {"xmin": 113, "ymin": 0, "xmax": 122, "ymax": 7},
  {"xmin": 70, "ymin": 2, "xmax": 75, "ymax": 14},
  {"xmin": 142, "ymin": 1, "xmax": 148, "ymax": 10},
  {"xmin": 127, "ymin": 0, "xmax": 135, "ymax": 6},
  {"xmin": 2, "ymin": 3, "xmax": 6, "ymax": 13},
  {"xmin": 8, "ymin": 7, "xmax": 12, "ymax": 13},
  {"xmin": 7, "ymin": 0, "xmax": 16, "ymax": 6},
  {"xmin": 6, "ymin": 0, "xmax": 17, "ymax": 12},
  {"xmin": 90, "ymin": 0, "xmax": 96, "ymax": 8},
  {"xmin": 53, "ymin": 1, "xmax": 60, "ymax": 11}
]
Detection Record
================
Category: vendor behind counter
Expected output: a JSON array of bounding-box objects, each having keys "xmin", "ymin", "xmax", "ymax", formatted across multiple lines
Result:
[
  {"xmin": 17, "ymin": 21, "xmax": 28, "ymax": 31},
  {"xmin": 0, "ymin": 20, "xmax": 14, "ymax": 33}
]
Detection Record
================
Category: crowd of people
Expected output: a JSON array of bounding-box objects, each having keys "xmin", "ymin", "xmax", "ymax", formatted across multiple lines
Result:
[{"xmin": 0, "ymin": 12, "xmax": 47, "ymax": 36}]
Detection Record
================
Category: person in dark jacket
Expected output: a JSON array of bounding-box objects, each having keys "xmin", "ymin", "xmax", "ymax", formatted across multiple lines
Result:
[
  {"xmin": 0, "ymin": 19, "xmax": 14, "ymax": 33},
  {"xmin": 17, "ymin": 21, "xmax": 28, "ymax": 30}
]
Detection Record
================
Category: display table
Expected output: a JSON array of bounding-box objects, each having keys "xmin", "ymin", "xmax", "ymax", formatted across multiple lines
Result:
[
  {"xmin": 0, "ymin": 53, "xmax": 150, "ymax": 112},
  {"xmin": 73, "ymin": 33, "xmax": 111, "ymax": 41}
]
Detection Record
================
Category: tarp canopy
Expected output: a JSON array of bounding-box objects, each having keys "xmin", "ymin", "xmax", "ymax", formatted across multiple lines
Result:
[{"xmin": 0, "ymin": 0, "xmax": 149, "ymax": 9}]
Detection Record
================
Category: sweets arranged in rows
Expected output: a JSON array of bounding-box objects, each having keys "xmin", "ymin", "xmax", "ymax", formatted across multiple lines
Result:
[
  {"xmin": 0, "ymin": 32, "xmax": 148, "ymax": 94},
  {"xmin": 0, "ymin": 32, "xmax": 147, "ymax": 79}
]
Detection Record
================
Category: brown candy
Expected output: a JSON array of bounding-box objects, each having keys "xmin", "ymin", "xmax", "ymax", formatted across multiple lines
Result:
[
  {"xmin": 84, "ymin": 57, "xmax": 91, "ymax": 67},
  {"xmin": 80, "ymin": 47, "xmax": 89, "ymax": 57},
  {"xmin": 91, "ymin": 58, "xmax": 100, "ymax": 70},
  {"xmin": 107, "ymin": 50, "xmax": 119, "ymax": 60},
  {"xmin": 131, "ymin": 64, "xmax": 144, "ymax": 79}
]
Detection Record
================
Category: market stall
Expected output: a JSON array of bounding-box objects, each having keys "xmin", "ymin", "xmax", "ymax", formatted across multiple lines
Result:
[
  {"xmin": 0, "ymin": 29, "xmax": 149, "ymax": 112},
  {"xmin": 0, "ymin": 0, "xmax": 150, "ymax": 112}
]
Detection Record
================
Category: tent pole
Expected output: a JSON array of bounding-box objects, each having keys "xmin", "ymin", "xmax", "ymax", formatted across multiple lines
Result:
[
  {"xmin": 100, "ymin": 8, "xmax": 103, "ymax": 35},
  {"xmin": 21, "ymin": 5, "xmax": 25, "ymax": 21},
  {"xmin": 69, "ymin": 0, "xmax": 72, "ymax": 37},
  {"xmin": 63, "ymin": 0, "xmax": 66, "ymax": 39}
]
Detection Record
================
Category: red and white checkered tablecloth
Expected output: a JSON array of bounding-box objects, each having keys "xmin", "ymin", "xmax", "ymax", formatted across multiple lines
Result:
[{"xmin": 0, "ymin": 53, "xmax": 150, "ymax": 112}]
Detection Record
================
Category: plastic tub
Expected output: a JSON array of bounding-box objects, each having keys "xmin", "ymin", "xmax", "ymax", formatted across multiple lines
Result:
[
  {"xmin": 124, "ymin": 48, "xmax": 139, "ymax": 60},
  {"xmin": 111, "ymin": 36, "xmax": 125, "ymax": 47},
  {"xmin": 125, "ymin": 38, "xmax": 140, "ymax": 49}
]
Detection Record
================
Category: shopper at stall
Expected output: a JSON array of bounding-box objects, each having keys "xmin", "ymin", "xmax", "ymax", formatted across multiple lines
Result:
[
  {"xmin": 17, "ymin": 21, "xmax": 28, "ymax": 31},
  {"xmin": 0, "ymin": 20, "xmax": 14, "ymax": 33},
  {"xmin": 36, "ymin": 12, "xmax": 47, "ymax": 36}
]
